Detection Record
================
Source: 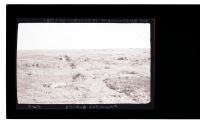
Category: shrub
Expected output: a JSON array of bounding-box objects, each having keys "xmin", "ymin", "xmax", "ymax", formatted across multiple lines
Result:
[
  {"xmin": 104, "ymin": 66, "xmax": 110, "ymax": 69},
  {"xmin": 72, "ymin": 73, "xmax": 85, "ymax": 81},
  {"xmin": 64, "ymin": 55, "xmax": 71, "ymax": 62},
  {"xmin": 84, "ymin": 58, "xmax": 90, "ymax": 62},
  {"xmin": 70, "ymin": 63, "xmax": 76, "ymax": 69},
  {"xmin": 130, "ymin": 71, "xmax": 137, "ymax": 74},
  {"xmin": 121, "ymin": 70, "xmax": 137, "ymax": 74},
  {"xmin": 43, "ymin": 84, "xmax": 50, "ymax": 88},
  {"xmin": 117, "ymin": 57, "xmax": 128, "ymax": 60}
]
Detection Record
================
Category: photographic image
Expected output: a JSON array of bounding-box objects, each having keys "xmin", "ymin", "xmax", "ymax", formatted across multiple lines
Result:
[
  {"xmin": 17, "ymin": 22, "xmax": 151, "ymax": 104},
  {"xmin": 7, "ymin": 4, "xmax": 200, "ymax": 119}
]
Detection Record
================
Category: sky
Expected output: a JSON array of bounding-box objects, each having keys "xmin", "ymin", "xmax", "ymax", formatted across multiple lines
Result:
[{"xmin": 17, "ymin": 23, "xmax": 150, "ymax": 50}]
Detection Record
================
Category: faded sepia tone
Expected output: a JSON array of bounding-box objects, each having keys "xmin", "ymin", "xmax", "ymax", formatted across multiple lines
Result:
[{"xmin": 17, "ymin": 49, "xmax": 150, "ymax": 104}]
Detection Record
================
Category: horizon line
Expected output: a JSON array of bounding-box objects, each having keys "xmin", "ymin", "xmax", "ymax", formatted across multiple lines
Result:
[{"xmin": 17, "ymin": 48, "xmax": 150, "ymax": 51}]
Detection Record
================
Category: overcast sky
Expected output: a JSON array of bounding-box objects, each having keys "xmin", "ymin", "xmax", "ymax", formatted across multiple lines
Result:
[{"xmin": 17, "ymin": 23, "xmax": 150, "ymax": 50}]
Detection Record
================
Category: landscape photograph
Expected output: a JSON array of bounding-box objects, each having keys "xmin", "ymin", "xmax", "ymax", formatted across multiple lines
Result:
[{"xmin": 17, "ymin": 23, "xmax": 151, "ymax": 104}]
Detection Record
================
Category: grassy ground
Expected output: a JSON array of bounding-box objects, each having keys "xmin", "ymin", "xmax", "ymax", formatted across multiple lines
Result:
[{"xmin": 17, "ymin": 49, "xmax": 150, "ymax": 104}]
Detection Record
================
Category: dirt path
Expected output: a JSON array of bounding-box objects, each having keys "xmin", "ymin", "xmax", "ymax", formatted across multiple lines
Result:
[{"xmin": 81, "ymin": 77, "xmax": 136, "ymax": 104}]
